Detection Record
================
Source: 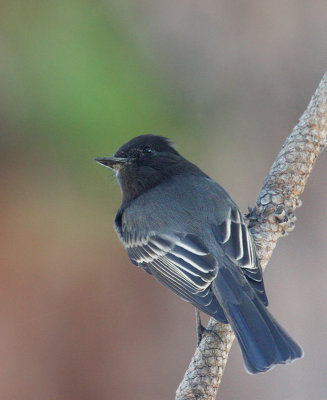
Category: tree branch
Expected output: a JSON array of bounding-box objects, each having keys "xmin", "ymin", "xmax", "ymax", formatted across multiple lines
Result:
[{"xmin": 176, "ymin": 72, "xmax": 327, "ymax": 400}]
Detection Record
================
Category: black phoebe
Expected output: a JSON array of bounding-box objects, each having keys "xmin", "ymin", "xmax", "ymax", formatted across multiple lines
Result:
[{"xmin": 95, "ymin": 134, "xmax": 303, "ymax": 373}]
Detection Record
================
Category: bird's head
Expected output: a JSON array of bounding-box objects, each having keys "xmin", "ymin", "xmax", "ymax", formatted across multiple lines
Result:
[
  {"xmin": 95, "ymin": 134, "xmax": 179, "ymax": 172},
  {"xmin": 95, "ymin": 134, "xmax": 202, "ymax": 203}
]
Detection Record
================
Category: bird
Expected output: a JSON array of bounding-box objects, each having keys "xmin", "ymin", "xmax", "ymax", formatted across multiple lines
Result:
[{"xmin": 95, "ymin": 134, "xmax": 303, "ymax": 374}]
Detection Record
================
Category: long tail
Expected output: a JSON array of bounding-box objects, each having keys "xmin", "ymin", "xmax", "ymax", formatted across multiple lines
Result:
[{"xmin": 212, "ymin": 267, "xmax": 303, "ymax": 374}]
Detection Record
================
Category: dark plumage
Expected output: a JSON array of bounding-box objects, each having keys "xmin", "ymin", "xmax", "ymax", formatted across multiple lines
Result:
[{"xmin": 95, "ymin": 134, "xmax": 303, "ymax": 373}]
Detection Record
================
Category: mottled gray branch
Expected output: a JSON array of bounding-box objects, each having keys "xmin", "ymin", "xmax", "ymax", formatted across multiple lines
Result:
[{"xmin": 176, "ymin": 72, "xmax": 327, "ymax": 400}]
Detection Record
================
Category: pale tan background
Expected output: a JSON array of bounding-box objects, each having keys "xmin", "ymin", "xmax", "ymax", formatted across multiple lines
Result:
[{"xmin": 1, "ymin": 1, "xmax": 327, "ymax": 399}]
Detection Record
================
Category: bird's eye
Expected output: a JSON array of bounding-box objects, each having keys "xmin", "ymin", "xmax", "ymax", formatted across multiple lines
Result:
[{"xmin": 143, "ymin": 146, "xmax": 152, "ymax": 153}]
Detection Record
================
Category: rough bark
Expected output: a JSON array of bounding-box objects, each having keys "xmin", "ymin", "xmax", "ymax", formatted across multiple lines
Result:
[{"xmin": 176, "ymin": 71, "xmax": 327, "ymax": 400}]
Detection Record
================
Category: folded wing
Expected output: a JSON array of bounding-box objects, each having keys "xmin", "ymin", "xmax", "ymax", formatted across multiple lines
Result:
[
  {"xmin": 124, "ymin": 231, "xmax": 227, "ymax": 321},
  {"xmin": 211, "ymin": 206, "xmax": 268, "ymax": 305}
]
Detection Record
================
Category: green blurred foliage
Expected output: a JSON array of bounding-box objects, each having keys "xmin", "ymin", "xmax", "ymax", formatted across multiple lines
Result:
[{"xmin": 0, "ymin": 0, "xmax": 190, "ymax": 171}]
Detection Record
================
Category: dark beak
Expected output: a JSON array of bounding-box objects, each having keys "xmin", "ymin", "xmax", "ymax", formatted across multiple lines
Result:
[{"xmin": 94, "ymin": 157, "xmax": 127, "ymax": 171}]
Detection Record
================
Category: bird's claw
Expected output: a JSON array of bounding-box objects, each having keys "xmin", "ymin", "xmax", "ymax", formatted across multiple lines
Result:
[
  {"xmin": 197, "ymin": 325, "xmax": 222, "ymax": 345},
  {"xmin": 195, "ymin": 309, "xmax": 222, "ymax": 345}
]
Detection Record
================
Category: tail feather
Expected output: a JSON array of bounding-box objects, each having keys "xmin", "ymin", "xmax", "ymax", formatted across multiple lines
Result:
[{"xmin": 212, "ymin": 266, "xmax": 303, "ymax": 374}]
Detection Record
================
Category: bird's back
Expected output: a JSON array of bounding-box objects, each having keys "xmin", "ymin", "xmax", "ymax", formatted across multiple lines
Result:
[{"xmin": 118, "ymin": 174, "xmax": 235, "ymax": 247}]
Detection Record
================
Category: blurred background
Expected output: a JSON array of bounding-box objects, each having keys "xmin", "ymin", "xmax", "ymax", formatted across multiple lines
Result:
[{"xmin": 1, "ymin": 1, "xmax": 327, "ymax": 399}]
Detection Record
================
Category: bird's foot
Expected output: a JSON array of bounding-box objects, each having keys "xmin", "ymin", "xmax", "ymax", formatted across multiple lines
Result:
[{"xmin": 195, "ymin": 309, "xmax": 222, "ymax": 345}]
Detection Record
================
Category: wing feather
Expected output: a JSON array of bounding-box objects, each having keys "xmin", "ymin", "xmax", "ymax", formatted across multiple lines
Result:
[
  {"xmin": 124, "ymin": 231, "xmax": 218, "ymax": 295},
  {"xmin": 212, "ymin": 207, "xmax": 268, "ymax": 305}
]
